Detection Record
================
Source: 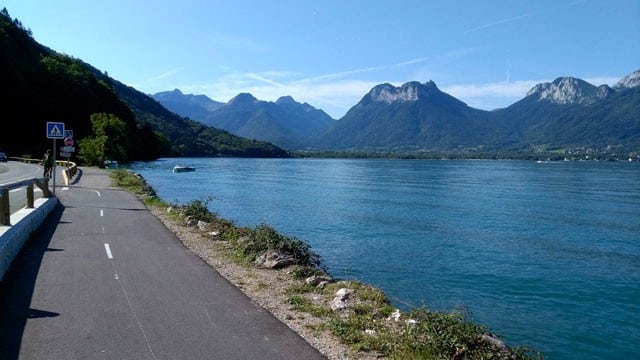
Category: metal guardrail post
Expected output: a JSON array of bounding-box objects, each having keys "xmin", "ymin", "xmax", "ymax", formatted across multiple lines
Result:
[
  {"xmin": 27, "ymin": 183, "xmax": 35, "ymax": 208},
  {"xmin": 0, "ymin": 176, "xmax": 55, "ymax": 226},
  {"xmin": 35, "ymin": 179, "xmax": 52, "ymax": 198},
  {"xmin": 1, "ymin": 188, "xmax": 10, "ymax": 226}
]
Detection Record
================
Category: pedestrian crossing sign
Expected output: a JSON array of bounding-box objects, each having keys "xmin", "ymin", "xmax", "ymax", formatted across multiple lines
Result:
[{"xmin": 47, "ymin": 122, "xmax": 65, "ymax": 139}]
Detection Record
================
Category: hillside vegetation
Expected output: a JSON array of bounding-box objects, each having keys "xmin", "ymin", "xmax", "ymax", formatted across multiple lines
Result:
[{"xmin": 0, "ymin": 9, "xmax": 288, "ymax": 162}]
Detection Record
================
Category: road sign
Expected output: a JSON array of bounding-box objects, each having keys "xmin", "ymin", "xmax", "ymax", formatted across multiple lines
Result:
[
  {"xmin": 60, "ymin": 146, "xmax": 75, "ymax": 152},
  {"xmin": 64, "ymin": 129, "xmax": 73, "ymax": 139},
  {"xmin": 59, "ymin": 151, "xmax": 71, "ymax": 157},
  {"xmin": 47, "ymin": 122, "xmax": 65, "ymax": 139},
  {"xmin": 64, "ymin": 138, "xmax": 74, "ymax": 147}
]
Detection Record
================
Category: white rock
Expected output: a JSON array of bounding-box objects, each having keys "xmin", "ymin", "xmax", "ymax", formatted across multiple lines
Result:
[{"xmin": 387, "ymin": 309, "xmax": 401, "ymax": 322}]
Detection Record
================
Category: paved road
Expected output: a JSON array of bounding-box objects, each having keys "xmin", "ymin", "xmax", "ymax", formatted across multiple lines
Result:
[
  {"xmin": 0, "ymin": 167, "xmax": 326, "ymax": 360},
  {"xmin": 0, "ymin": 161, "xmax": 65, "ymax": 213}
]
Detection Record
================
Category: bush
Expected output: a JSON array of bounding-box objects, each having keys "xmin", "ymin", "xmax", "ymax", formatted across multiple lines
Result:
[
  {"xmin": 235, "ymin": 224, "xmax": 323, "ymax": 268},
  {"xmin": 181, "ymin": 197, "xmax": 217, "ymax": 223}
]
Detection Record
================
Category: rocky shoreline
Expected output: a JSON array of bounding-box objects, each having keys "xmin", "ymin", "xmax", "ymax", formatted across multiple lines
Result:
[
  {"xmin": 118, "ymin": 170, "xmax": 537, "ymax": 360},
  {"xmin": 147, "ymin": 205, "xmax": 362, "ymax": 359}
]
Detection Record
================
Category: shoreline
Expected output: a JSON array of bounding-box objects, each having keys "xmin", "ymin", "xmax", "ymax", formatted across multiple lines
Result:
[
  {"xmin": 144, "ymin": 206, "xmax": 358, "ymax": 359},
  {"xmin": 113, "ymin": 169, "xmax": 540, "ymax": 359}
]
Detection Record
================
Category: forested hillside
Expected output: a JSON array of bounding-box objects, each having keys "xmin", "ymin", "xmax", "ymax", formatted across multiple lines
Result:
[{"xmin": 0, "ymin": 9, "xmax": 287, "ymax": 162}]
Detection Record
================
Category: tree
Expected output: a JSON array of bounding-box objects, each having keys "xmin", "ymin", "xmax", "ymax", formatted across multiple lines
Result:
[{"xmin": 78, "ymin": 113, "xmax": 128, "ymax": 166}]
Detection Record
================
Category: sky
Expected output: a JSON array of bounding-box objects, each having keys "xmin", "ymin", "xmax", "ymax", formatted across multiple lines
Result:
[{"xmin": 3, "ymin": 0, "xmax": 639, "ymax": 119}]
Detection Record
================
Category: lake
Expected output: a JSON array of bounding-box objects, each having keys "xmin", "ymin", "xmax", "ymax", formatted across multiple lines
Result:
[{"xmin": 127, "ymin": 158, "xmax": 640, "ymax": 359}]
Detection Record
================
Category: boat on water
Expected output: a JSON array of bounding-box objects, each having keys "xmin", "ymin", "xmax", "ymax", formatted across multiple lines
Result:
[
  {"xmin": 104, "ymin": 160, "xmax": 119, "ymax": 169},
  {"xmin": 173, "ymin": 165, "xmax": 196, "ymax": 173}
]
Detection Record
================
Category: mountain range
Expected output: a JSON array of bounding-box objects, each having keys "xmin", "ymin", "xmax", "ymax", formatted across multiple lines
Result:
[
  {"xmin": 153, "ymin": 90, "xmax": 334, "ymax": 150},
  {"xmin": 2, "ymin": 8, "xmax": 638, "ymax": 160},
  {"xmin": 154, "ymin": 71, "xmax": 640, "ymax": 154}
]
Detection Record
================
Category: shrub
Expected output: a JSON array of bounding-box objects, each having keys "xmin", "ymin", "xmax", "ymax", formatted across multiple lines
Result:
[
  {"xmin": 236, "ymin": 224, "xmax": 323, "ymax": 268},
  {"xmin": 181, "ymin": 197, "xmax": 217, "ymax": 223}
]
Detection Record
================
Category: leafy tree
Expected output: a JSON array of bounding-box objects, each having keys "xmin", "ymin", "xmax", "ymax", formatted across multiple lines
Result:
[
  {"xmin": 78, "ymin": 113, "xmax": 127, "ymax": 166},
  {"xmin": 77, "ymin": 135, "xmax": 106, "ymax": 166}
]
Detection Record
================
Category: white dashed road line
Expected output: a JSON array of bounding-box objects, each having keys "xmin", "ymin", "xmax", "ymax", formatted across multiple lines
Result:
[{"xmin": 104, "ymin": 243, "xmax": 113, "ymax": 259}]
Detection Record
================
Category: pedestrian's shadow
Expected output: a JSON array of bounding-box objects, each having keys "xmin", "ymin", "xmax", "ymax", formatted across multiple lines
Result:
[{"xmin": 0, "ymin": 202, "xmax": 64, "ymax": 359}]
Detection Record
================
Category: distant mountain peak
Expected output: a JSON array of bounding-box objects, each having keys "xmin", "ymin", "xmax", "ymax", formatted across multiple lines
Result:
[
  {"xmin": 152, "ymin": 88, "xmax": 184, "ymax": 101},
  {"xmin": 275, "ymin": 95, "xmax": 321, "ymax": 114},
  {"xmin": 229, "ymin": 93, "xmax": 258, "ymax": 105},
  {"xmin": 614, "ymin": 70, "xmax": 640, "ymax": 90},
  {"xmin": 526, "ymin": 77, "xmax": 610, "ymax": 105},
  {"xmin": 368, "ymin": 80, "xmax": 441, "ymax": 104},
  {"xmin": 275, "ymin": 95, "xmax": 297, "ymax": 105}
]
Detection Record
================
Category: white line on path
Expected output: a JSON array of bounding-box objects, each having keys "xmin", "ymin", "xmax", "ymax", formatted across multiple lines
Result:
[
  {"xmin": 95, "ymin": 189, "xmax": 157, "ymax": 359},
  {"xmin": 104, "ymin": 243, "xmax": 113, "ymax": 259}
]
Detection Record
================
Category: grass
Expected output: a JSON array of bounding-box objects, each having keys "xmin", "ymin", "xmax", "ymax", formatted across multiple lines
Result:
[{"xmin": 110, "ymin": 168, "xmax": 543, "ymax": 360}]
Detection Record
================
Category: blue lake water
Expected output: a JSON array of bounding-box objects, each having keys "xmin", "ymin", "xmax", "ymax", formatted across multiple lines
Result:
[{"xmin": 127, "ymin": 158, "xmax": 640, "ymax": 359}]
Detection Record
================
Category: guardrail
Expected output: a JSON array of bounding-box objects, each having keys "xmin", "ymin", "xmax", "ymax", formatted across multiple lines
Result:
[
  {"xmin": 9, "ymin": 156, "xmax": 78, "ymax": 186},
  {"xmin": 0, "ymin": 174, "xmax": 59, "ymax": 281},
  {"xmin": 0, "ymin": 178, "xmax": 52, "ymax": 226}
]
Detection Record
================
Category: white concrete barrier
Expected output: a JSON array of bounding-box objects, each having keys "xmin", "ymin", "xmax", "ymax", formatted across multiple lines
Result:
[{"xmin": 0, "ymin": 197, "xmax": 58, "ymax": 281}]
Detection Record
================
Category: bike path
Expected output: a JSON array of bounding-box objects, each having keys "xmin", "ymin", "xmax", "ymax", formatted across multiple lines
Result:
[{"xmin": 0, "ymin": 167, "xmax": 326, "ymax": 360}]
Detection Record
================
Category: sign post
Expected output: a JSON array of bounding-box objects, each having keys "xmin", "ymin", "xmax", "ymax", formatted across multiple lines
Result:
[
  {"xmin": 62, "ymin": 129, "xmax": 74, "ymax": 166},
  {"xmin": 62, "ymin": 137, "xmax": 74, "ymax": 164},
  {"xmin": 46, "ymin": 122, "xmax": 65, "ymax": 194}
]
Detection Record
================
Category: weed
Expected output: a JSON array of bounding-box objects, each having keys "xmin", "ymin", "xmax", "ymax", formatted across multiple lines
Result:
[
  {"xmin": 290, "ymin": 266, "xmax": 326, "ymax": 280},
  {"xmin": 284, "ymin": 283, "xmax": 324, "ymax": 295},
  {"xmin": 234, "ymin": 224, "xmax": 323, "ymax": 268},
  {"xmin": 180, "ymin": 197, "xmax": 217, "ymax": 223},
  {"xmin": 286, "ymin": 296, "xmax": 332, "ymax": 318}
]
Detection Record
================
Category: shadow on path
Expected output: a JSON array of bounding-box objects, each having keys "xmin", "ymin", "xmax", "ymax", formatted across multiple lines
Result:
[{"xmin": 0, "ymin": 203, "xmax": 64, "ymax": 359}]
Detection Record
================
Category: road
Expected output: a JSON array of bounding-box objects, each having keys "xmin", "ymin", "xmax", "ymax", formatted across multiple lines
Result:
[
  {"xmin": 0, "ymin": 167, "xmax": 326, "ymax": 359},
  {"xmin": 0, "ymin": 161, "xmax": 60, "ymax": 213}
]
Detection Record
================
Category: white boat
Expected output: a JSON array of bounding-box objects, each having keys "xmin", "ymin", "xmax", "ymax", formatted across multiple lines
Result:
[
  {"xmin": 173, "ymin": 165, "xmax": 196, "ymax": 173},
  {"xmin": 104, "ymin": 160, "xmax": 119, "ymax": 169}
]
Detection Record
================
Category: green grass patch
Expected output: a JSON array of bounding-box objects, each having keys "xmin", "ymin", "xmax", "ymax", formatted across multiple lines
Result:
[{"xmin": 286, "ymin": 295, "xmax": 332, "ymax": 318}]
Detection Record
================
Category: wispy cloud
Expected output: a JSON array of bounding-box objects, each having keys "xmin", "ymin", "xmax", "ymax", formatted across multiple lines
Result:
[
  {"xmin": 304, "ymin": 65, "xmax": 388, "ymax": 82},
  {"xmin": 184, "ymin": 73, "xmax": 625, "ymax": 117},
  {"xmin": 185, "ymin": 70, "xmax": 380, "ymax": 119},
  {"xmin": 181, "ymin": 52, "xmax": 621, "ymax": 117},
  {"xmin": 584, "ymin": 76, "xmax": 621, "ymax": 86},
  {"xmin": 181, "ymin": 63, "xmax": 555, "ymax": 116},
  {"xmin": 464, "ymin": 0, "xmax": 587, "ymax": 34},
  {"xmin": 464, "ymin": 11, "xmax": 539, "ymax": 34},
  {"xmin": 443, "ymin": 80, "xmax": 542, "ymax": 99},
  {"xmin": 394, "ymin": 57, "xmax": 430, "ymax": 67},
  {"xmin": 148, "ymin": 67, "xmax": 183, "ymax": 82}
]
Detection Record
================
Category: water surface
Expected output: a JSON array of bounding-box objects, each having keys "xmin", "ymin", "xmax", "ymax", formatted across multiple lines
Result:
[{"xmin": 129, "ymin": 158, "xmax": 640, "ymax": 359}]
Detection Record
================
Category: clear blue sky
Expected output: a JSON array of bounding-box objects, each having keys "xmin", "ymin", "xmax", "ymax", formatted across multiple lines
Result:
[{"xmin": 3, "ymin": 0, "xmax": 639, "ymax": 119}]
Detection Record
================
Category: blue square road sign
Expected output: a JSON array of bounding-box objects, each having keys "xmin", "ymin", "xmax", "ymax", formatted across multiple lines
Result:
[{"xmin": 47, "ymin": 122, "xmax": 65, "ymax": 139}]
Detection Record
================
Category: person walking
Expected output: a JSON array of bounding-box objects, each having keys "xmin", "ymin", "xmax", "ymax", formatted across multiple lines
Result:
[{"xmin": 43, "ymin": 149, "xmax": 53, "ymax": 178}]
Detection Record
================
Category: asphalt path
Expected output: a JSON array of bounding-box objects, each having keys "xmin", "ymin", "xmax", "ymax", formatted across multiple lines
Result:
[{"xmin": 0, "ymin": 167, "xmax": 326, "ymax": 359}]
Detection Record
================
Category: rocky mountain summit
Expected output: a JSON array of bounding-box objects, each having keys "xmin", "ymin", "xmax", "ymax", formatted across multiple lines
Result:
[
  {"xmin": 366, "ymin": 81, "xmax": 440, "ymax": 103},
  {"xmin": 614, "ymin": 70, "xmax": 640, "ymax": 90},
  {"xmin": 525, "ymin": 77, "xmax": 612, "ymax": 105}
]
